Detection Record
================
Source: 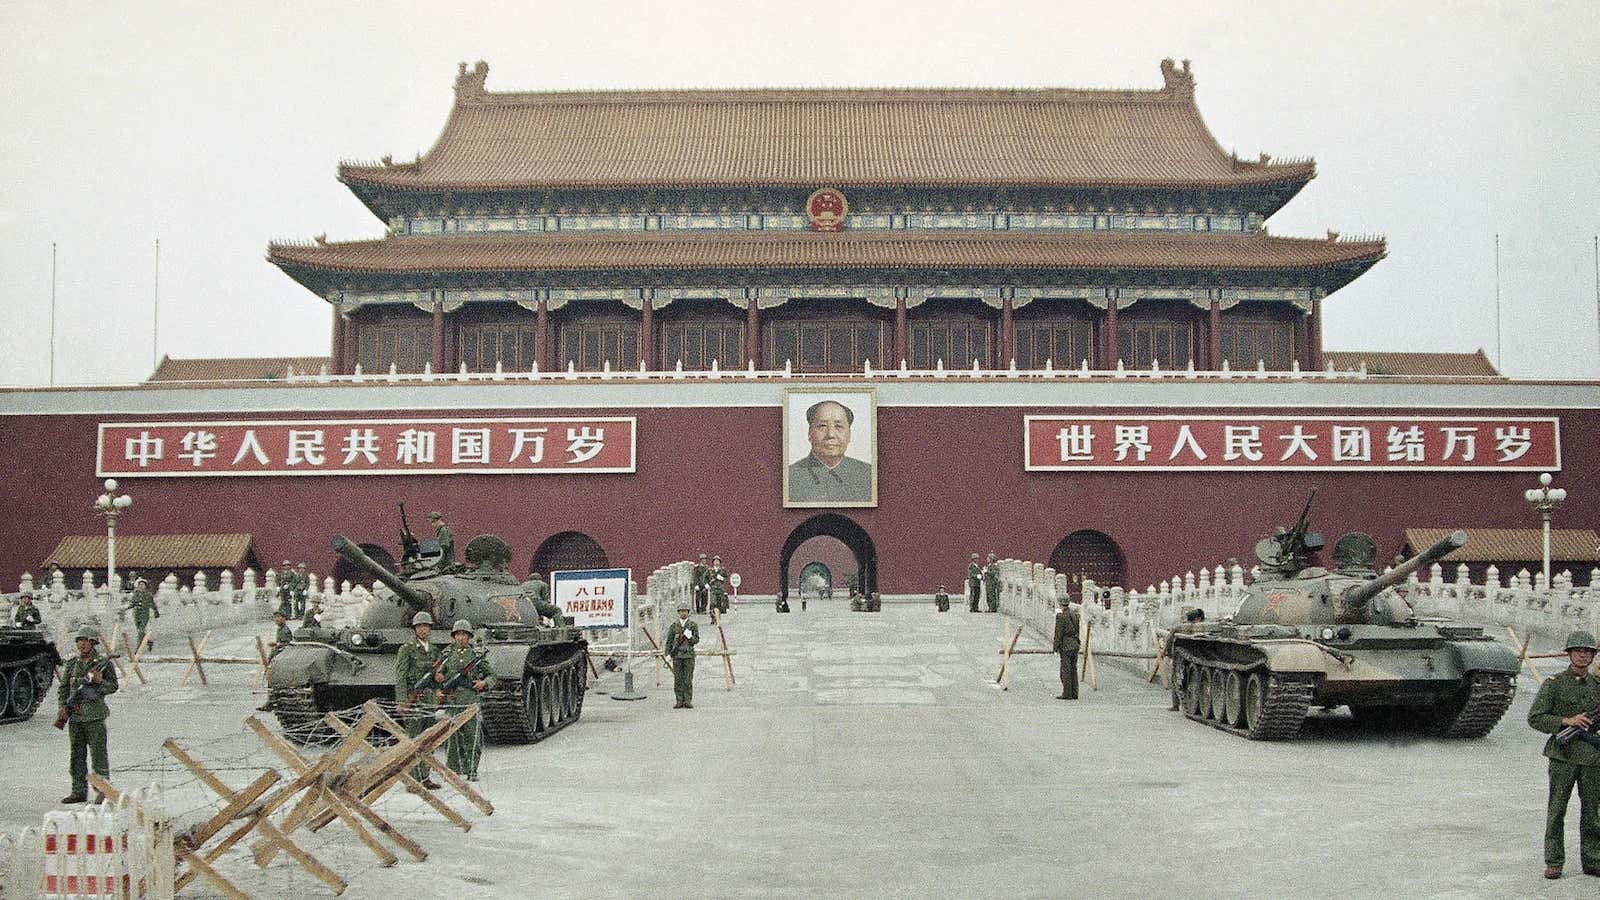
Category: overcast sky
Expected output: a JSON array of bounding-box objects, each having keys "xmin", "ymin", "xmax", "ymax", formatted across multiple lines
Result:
[{"xmin": 1, "ymin": 0, "xmax": 1597, "ymax": 386}]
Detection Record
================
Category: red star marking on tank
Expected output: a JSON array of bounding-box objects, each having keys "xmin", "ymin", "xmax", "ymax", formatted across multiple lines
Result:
[
  {"xmin": 491, "ymin": 594, "xmax": 522, "ymax": 622},
  {"xmin": 1262, "ymin": 592, "xmax": 1289, "ymax": 618}
]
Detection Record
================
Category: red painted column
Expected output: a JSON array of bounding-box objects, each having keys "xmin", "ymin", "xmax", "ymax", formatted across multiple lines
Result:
[
  {"xmin": 893, "ymin": 297, "xmax": 908, "ymax": 366},
  {"xmin": 1309, "ymin": 296, "xmax": 1323, "ymax": 370},
  {"xmin": 329, "ymin": 307, "xmax": 345, "ymax": 374},
  {"xmin": 430, "ymin": 301, "xmax": 445, "ymax": 373},
  {"xmin": 1000, "ymin": 296, "xmax": 1014, "ymax": 366},
  {"xmin": 1208, "ymin": 298, "xmax": 1222, "ymax": 370},
  {"xmin": 745, "ymin": 299, "xmax": 761, "ymax": 368},
  {"xmin": 1294, "ymin": 315, "xmax": 1310, "ymax": 370},
  {"xmin": 640, "ymin": 298, "xmax": 654, "ymax": 371},
  {"xmin": 535, "ymin": 299, "xmax": 550, "ymax": 372},
  {"xmin": 342, "ymin": 314, "xmax": 358, "ymax": 373},
  {"xmin": 1104, "ymin": 300, "xmax": 1120, "ymax": 367}
]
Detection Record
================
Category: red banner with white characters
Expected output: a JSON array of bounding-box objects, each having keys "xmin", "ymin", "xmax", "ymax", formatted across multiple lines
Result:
[
  {"xmin": 97, "ymin": 417, "xmax": 636, "ymax": 477},
  {"xmin": 1023, "ymin": 416, "xmax": 1560, "ymax": 471}
]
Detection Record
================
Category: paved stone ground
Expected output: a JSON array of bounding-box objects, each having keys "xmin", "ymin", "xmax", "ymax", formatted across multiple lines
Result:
[{"xmin": 2, "ymin": 603, "xmax": 1595, "ymax": 898}]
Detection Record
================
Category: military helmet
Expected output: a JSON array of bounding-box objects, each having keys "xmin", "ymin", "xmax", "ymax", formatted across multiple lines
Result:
[
  {"xmin": 677, "ymin": 600, "xmax": 691, "ymax": 611},
  {"xmin": 411, "ymin": 611, "xmax": 435, "ymax": 627},
  {"xmin": 1564, "ymin": 631, "xmax": 1598, "ymax": 652},
  {"xmin": 451, "ymin": 619, "xmax": 473, "ymax": 635},
  {"xmin": 971, "ymin": 552, "xmax": 979, "ymax": 559},
  {"xmin": 75, "ymin": 625, "xmax": 100, "ymax": 642},
  {"xmin": 1058, "ymin": 595, "xmax": 1072, "ymax": 607},
  {"xmin": 428, "ymin": 511, "xmax": 443, "ymax": 521},
  {"xmin": 134, "ymin": 577, "xmax": 148, "ymax": 586},
  {"xmin": 19, "ymin": 589, "xmax": 34, "ymax": 599},
  {"xmin": 698, "ymin": 553, "xmax": 707, "ymax": 560}
]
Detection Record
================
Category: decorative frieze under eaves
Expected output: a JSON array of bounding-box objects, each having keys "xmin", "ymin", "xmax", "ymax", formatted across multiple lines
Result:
[
  {"xmin": 333, "ymin": 285, "xmax": 1324, "ymax": 314},
  {"xmin": 392, "ymin": 210, "xmax": 1263, "ymax": 236}
]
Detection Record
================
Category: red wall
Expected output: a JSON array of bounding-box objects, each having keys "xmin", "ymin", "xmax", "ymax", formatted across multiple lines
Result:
[{"xmin": 4, "ymin": 404, "xmax": 1597, "ymax": 596}]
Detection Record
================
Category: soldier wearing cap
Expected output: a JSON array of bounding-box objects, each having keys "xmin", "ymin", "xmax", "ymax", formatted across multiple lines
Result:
[
  {"xmin": 275, "ymin": 561, "xmax": 295, "ymax": 617},
  {"xmin": 933, "ymin": 584, "xmax": 951, "ymax": 612},
  {"xmin": 1529, "ymin": 630, "xmax": 1600, "ymax": 879},
  {"xmin": 982, "ymin": 553, "xmax": 1001, "ymax": 613},
  {"xmin": 707, "ymin": 555, "xmax": 730, "ymax": 615},
  {"xmin": 692, "ymin": 553, "xmax": 709, "ymax": 614},
  {"xmin": 123, "ymin": 577, "xmax": 159, "ymax": 650},
  {"xmin": 58, "ymin": 626, "xmax": 118, "ymax": 804},
  {"xmin": 519, "ymin": 571, "xmax": 565, "ymax": 624},
  {"xmin": 268, "ymin": 610, "xmax": 293, "ymax": 658},
  {"xmin": 395, "ymin": 611, "xmax": 443, "ymax": 789},
  {"xmin": 666, "ymin": 600, "xmax": 699, "ymax": 708},
  {"xmin": 440, "ymin": 619, "xmax": 495, "ymax": 781},
  {"xmin": 291, "ymin": 563, "xmax": 310, "ymax": 618},
  {"xmin": 428, "ymin": 512, "xmax": 455, "ymax": 570},
  {"xmin": 12, "ymin": 590, "xmax": 42, "ymax": 627},
  {"xmin": 1051, "ymin": 594, "xmax": 1080, "ymax": 700},
  {"xmin": 966, "ymin": 553, "xmax": 982, "ymax": 612}
]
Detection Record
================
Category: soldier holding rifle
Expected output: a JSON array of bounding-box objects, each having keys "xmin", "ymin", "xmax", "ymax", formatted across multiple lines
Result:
[
  {"xmin": 57, "ymin": 626, "xmax": 119, "ymax": 804},
  {"xmin": 666, "ymin": 600, "xmax": 699, "ymax": 708},
  {"xmin": 439, "ymin": 620, "xmax": 495, "ymax": 782},
  {"xmin": 395, "ymin": 611, "xmax": 443, "ymax": 790},
  {"xmin": 1528, "ymin": 630, "xmax": 1600, "ymax": 879}
]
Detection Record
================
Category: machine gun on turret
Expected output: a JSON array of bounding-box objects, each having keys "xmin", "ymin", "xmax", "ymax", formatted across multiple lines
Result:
[
  {"xmin": 1256, "ymin": 489, "xmax": 1324, "ymax": 574},
  {"xmin": 398, "ymin": 502, "xmax": 421, "ymax": 568}
]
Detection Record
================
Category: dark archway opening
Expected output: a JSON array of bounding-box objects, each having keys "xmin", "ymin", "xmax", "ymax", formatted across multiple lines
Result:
[
  {"xmin": 779, "ymin": 514, "xmax": 877, "ymax": 603},
  {"xmin": 529, "ymin": 531, "xmax": 609, "ymax": 580},
  {"xmin": 1048, "ymin": 529, "xmax": 1126, "ymax": 596}
]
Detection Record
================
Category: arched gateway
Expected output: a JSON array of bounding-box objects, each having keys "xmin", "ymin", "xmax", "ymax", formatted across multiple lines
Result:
[
  {"xmin": 1049, "ymin": 530, "xmax": 1126, "ymax": 593},
  {"xmin": 779, "ymin": 515, "xmax": 877, "ymax": 604},
  {"xmin": 530, "ymin": 531, "xmax": 609, "ymax": 579}
]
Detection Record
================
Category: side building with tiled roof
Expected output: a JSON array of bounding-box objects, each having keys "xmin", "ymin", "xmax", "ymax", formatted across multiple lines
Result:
[{"xmin": 269, "ymin": 59, "xmax": 1383, "ymax": 377}]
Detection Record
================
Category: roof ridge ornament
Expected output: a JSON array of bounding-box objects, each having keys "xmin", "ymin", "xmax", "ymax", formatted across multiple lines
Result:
[
  {"xmin": 455, "ymin": 60, "xmax": 490, "ymax": 103},
  {"xmin": 1159, "ymin": 57, "xmax": 1194, "ymax": 98}
]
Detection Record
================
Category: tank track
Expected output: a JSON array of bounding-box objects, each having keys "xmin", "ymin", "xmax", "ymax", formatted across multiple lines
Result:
[
  {"xmin": 267, "ymin": 685, "xmax": 339, "ymax": 745},
  {"xmin": 1, "ymin": 653, "xmax": 58, "ymax": 725},
  {"xmin": 1173, "ymin": 650, "xmax": 1316, "ymax": 740},
  {"xmin": 1431, "ymin": 672, "xmax": 1516, "ymax": 738},
  {"xmin": 479, "ymin": 647, "xmax": 588, "ymax": 745}
]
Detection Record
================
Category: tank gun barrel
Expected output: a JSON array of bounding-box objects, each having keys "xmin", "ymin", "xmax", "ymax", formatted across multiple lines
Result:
[
  {"xmin": 330, "ymin": 535, "xmax": 430, "ymax": 612},
  {"xmin": 1341, "ymin": 530, "xmax": 1467, "ymax": 606}
]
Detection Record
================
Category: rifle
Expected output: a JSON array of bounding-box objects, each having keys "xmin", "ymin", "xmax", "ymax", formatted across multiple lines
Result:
[
  {"xmin": 407, "ymin": 654, "xmax": 446, "ymax": 703},
  {"xmin": 438, "ymin": 650, "xmax": 491, "ymax": 698},
  {"xmin": 54, "ymin": 655, "xmax": 118, "ymax": 730},
  {"xmin": 398, "ymin": 502, "xmax": 421, "ymax": 565},
  {"xmin": 1554, "ymin": 706, "xmax": 1600, "ymax": 750}
]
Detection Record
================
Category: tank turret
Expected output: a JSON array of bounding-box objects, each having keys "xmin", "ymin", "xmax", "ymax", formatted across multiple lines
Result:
[
  {"xmin": 332, "ymin": 535, "xmax": 432, "ymax": 613},
  {"xmin": 1337, "ymin": 530, "xmax": 1465, "ymax": 622}
]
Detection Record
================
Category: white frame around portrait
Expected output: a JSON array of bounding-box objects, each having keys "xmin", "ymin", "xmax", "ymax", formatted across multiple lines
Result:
[{"xmin": 782, "ymin": 387, "xmax": 878, "ymax": 508}]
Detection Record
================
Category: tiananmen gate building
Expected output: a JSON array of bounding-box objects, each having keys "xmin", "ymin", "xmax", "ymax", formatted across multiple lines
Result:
[{"xmin": 2, "ymin": 59, "xmax": 1595, "ymax": 597}]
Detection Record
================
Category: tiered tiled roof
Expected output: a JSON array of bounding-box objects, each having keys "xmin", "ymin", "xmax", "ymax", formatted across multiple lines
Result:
[
  {"xmin": 270, "ymin": 230, "xmax": 1384, "ymax": 290},
  {"xmin": 338, "ymin": 60, "xmax": 1314, "ymax": 201},
  {"xmin": 1322, "ymin": 350, "xmax": 1499, "ymax": 378},
  {"xmin": 43, "ymin": 534, "xmax": 257, "ymax": 570},
  {"xmin": 147, "ymin": 355, "xmax": 329, "ymax": 382},
  {"xmin": 1404, "ymin": 529, "xmax": 1600, "ymax": 564}
]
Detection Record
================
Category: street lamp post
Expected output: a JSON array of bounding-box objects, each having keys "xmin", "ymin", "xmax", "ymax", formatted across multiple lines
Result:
[
  {"xmin": 93, "ymin": 478, "xmax": 134, "ymax": 595},
  {"xmin": 1523, "ymin": 472, "xmax": 1567, "ymax": 588}
]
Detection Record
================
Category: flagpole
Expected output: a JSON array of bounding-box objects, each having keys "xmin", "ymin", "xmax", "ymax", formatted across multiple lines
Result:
[
  {"xmin": 152, "ymin": 238, "xmax": 160, "ymax": 372},
  {"xmin": 49, "ymin": 242, "xmax": 58, "ymax": 385}
]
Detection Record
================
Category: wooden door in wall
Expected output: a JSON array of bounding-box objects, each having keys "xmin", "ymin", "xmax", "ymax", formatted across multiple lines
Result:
[
  {"xmin": 1117, "ymin": 318, "xmax": 1196, "ymax": 369},
  {"xmin": 1220, "ymin": 317, "xmax": 1295, "ymax": 370},
  {"xmin": 558, "ymin": 320, "xmax": 639, "ymax": 371},
  {"xmin": 767, "ymin": 320, "xmax": 887, "ymax": 373},
  {"xmin": 908, "ymin": 318, "xmax": 993, "ymax": 369},
  {"xmin": 1049, "ymin": 530, "xmax": 1126, "ymax": 594}
]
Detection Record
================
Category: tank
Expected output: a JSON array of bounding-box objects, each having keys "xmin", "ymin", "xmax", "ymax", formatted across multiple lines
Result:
[
  {"xmin": 267, "ymin": 534, "xmax": 588, "ymax": 745},
  {"xmin": 0, "ymin": 622, "xmax": 61, "ymax": 724},
  {"xmin": 1167, "ymin": 495, "xmax": 1520, "ymax": 740}
]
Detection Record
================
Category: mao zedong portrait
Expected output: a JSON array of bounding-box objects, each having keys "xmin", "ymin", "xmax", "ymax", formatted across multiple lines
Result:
[{"xmin": 787, "ymin": 399, "xmax": 874, "ymax": 504}]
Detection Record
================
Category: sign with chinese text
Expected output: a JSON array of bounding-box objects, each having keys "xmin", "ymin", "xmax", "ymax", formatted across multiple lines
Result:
[
  {"xmin": 1023, "ymin": 416, "xmax": 1560, "ymax": 472},
  {"xmin": 551, "ymin": 568, "xmax": 630, "ymax": 630},
  {"xmin": 97, "ymin": 417, "xmax": 636, "ymax": 477}
]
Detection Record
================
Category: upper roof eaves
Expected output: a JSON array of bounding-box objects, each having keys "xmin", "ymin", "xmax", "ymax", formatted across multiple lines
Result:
[{"xmin": 336, "ymin": 59, "xmax": 1315, "ymax": 198}]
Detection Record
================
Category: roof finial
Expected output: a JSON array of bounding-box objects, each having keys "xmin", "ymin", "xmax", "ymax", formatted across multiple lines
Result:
[
  {"xmin": 455, "ymin": 60, "xmax": 490, "ymax": 102},
  {"xmin": 1159, "ymin": 57, "xmax": 1195, "ymax": 97}
]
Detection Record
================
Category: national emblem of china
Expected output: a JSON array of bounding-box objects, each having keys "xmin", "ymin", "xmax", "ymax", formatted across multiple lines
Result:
[{"xmin": 806, "ymin": 187, "xmax": 848, "ymax": 232}]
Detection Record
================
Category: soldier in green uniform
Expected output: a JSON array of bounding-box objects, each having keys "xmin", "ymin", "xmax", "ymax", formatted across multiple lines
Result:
[
  {"xmin": 666, "ymin": 600, "xmax": 699, "ymax": 708},
  {"xmin": 275, "ymin": 560, "xmax": 295, "ymax": 617},
  {"xmin": 691, "ymin": 553, "xmax": 709, "ymax": 614},
  {"xmin": 519, "ymin": 572, "xmax": 566, "ymax": 624},
  {"xmin": 301, "ymin": 599, "xmax": 323, "ymax": 630},
  {"xmin": 267, "ymin": 610, "xmax": 294, "ymax": 660},
  {"xmin": 12, "ymin": 590, "xmax": 43, "ymax": 627},
  {"xmin": 1529, "ymin": 630, "xmax": 1600, "ymax": 879},
  {"xmin": 1052, "ymin": 594, "xmax": 1081, "ymax": 700},
  {"xmin": 966, "ymin": 553, "xmax": 982, "ymax": 612},
  {"xmin": 982, "ymin": 553, "xmax": 1001, "ymax": 613},
  {"xmin": 123, "ymin": 577, "xmax": 159, "ymax": 650},
  {"xmin": 428, "ymin": 512, "xmax": 455, "ymax": 570},
  {"xmin": 707, "ymin": 555, "xmax": 730, "ymax": 615},
  {"xmin": 439, "ymin": 619, "xmax": 496, "ymax": 782},
  {"xmin": 394, "ymin": 611, "xmax": 443, "ymax": 789},
  {"xmin": 933, "ymin": 584, "xmax": 951, "ymax": 612},
  {"xmin": 292, "ymin": 563, "xmax": 311, "ymax": 618},
  {"xmin": 58, "ymin": 626, "xmax": 119, "ymax": 804}
]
